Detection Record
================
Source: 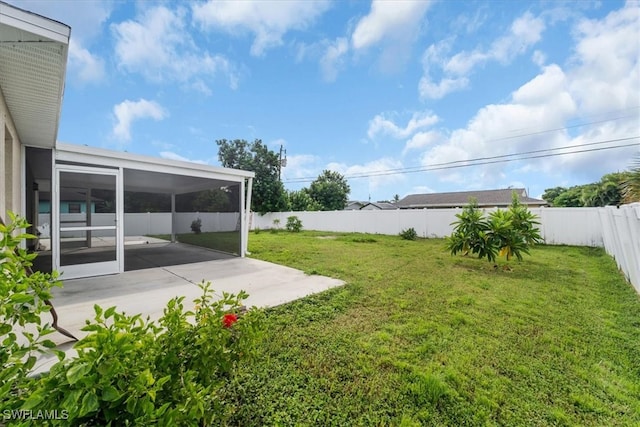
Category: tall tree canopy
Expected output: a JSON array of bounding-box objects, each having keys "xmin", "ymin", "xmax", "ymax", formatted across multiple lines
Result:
[
  {"xmin": 542, "ymin": 171, "xmax": 631, "ymax": 207},
  {"xmin": 622, "ymin": 155, "xmax": 640, "ymax": 203},
  {"xmin": 308, "ymin": 170, "xmax": 350, "ymax": 211},
  {"xmin": 216, "ymin": 139, "xmax": 287, "ymax": 214}
]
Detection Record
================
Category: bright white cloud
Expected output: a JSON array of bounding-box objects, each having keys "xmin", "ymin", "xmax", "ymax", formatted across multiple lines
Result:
[
  {"xmin": 403, "ymin": 130, "xmax": 445, "ymax": 155},
  {"xmin": 420, "ymin": 11, "xmax": 546, "ymax": 100},
  {"xmin": 113, "ymin": 99, "xmax": 168, "ymax": 142},
  {"xmin": 68, "ymin": 39, "xmax": 106, "ymax": 84},
  {"xmin": 326, "ymin": 157, "xmax": 405, "ymax": 191},
  {"xmin": 320, "ymin": 38, "xmax": 349, "ymax": 82},
  {"xmin": 368, "ymin": 111, "xmax": 439, "ymax": 139},
  {"xmin": 414, "ymin": 1, "xmax": 640, "ymax": 189},
  {"xmin": 159, "ymin": 151, "xmax": 208, "ymax": 164},
  {"xmin": 192, "ymin": 0, "xmax": 331, "ymax": 56},
  {"xmin": 282, "ymin": 154, "xmax": 320, "ymax": 180},
  {"xmin": 351, "ymin": 0, "xmax": 432, "ymax": 50},
  {"xmin": 112, "ymin": 5, "xmax": 237, "ymax": 92}
]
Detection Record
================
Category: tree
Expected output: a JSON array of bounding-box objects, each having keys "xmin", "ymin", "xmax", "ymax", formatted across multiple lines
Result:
[
  {"xmin": 542, "ymin": 187, "xmax": 566, "ymax": 205},
  {"xmin": 308, "ymin": 170, "xmax": 350, "ymax": 211},
  {"xmin": 216, "ymin": 139, "xmax": 288, "ymax": 214},
  {"xmin": 393, "ymin": 194, "xmax": 400, "ymax": 203},
  {"xmin": 622, "ymin": 155, "xmax": 640, "ymax": 203},
  {"xmin": 193, "ymin": 188, "xmax": 233, "ymax": 212},
  {"xmin": 288, "ymin": 189, "xmax": 321, "ymax": 211}
]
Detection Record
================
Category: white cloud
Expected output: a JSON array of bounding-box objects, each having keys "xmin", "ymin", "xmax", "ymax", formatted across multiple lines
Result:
[
  {"xmin": 403, "ymin": 130, "xmax": 445, "ymax": 155},
  {"xmin": 113, "ymin": 99, "xmax": 168, "ymax": 142},
  {"xmin": 192, "ymin": 0, "xmax": 331, "ymax": 56},
  {"xmin": 420, "ymin": 11, "xmax": 546, "ymax": 99},
  {"xmin": 320, "ymin": 38, "xmax": 349, "ymax": 82},
  {"xmin": 159, "ymin": 151, "xmax": 208, "ymax": 165},
  {"xmin": 281, "ymin": 154, "xmax": 320, "ymax": 181},
  {"xmin": 112, "ymin": 5, "xmax": 237, "ymax": 92},
  {"xmin": 326, "ymin": 157, "xmax": 405, "ymax": 191},
  {"xmin": 68, "ymin": 39, "xmax": 105, "ymax": 84},
  {"xmin": 414, "ymin": 2, "xmax": 640, "ymax": 189},
  {"xmin": 351, "ymin": 0, "xmax": 432, "ymax": 50},
  {"xmin": 368, "ymin": 111, "xmax": 439, "ymax": 139}
]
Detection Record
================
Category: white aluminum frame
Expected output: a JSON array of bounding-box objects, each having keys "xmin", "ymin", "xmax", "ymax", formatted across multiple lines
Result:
[{"xmin": 53, "ymin": 164, "xmax": 124, "ymax": 280}]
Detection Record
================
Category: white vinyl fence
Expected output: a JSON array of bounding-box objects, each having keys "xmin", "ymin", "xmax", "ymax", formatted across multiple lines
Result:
[
  {"xmin": 38, "ymin": 212, "xmax": 240, "ymax": 238},
  {"xmin": 252, "ymin": 205, "xmax": 640, "ymax": 293}
]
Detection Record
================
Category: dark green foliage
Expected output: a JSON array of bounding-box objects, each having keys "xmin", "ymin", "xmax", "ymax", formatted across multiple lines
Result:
[
  {"xmin": 308, "ymin": 170, "xmax": 350, "ymax": 211},
  {"xmin": 543, "ymin": 172, "xmax": 631, "ymax": 207},
  {"xmin": 190, "ymin": 218, "xmax": 202, "ymax": 234},
  {"xmin": 400, "ymin": 227, "xmax": 418, "ymax": 240},
  {"xmin": 622, "ymin": 155, "xmax": 640, "ymax": 203},
  {"xmin": 193, "ymin": 188, "xmax": 233, "ymax": 212},
  {"xmin": 447, "ymin": 194, "xmax": 542, "ymax": 263},
  {"xmin": 124, "ymin": 191, "xmax": 171, "ymax": 213},
  {"xmin": 12, "ymin": 283, "xmax": 264, "ymax": 425},
  {"xmin": 288, "ymin": 189, "xmax": 322, "ymax": 211},
  {"xmin": 217, "ymin": 139, "xmax": 287, "ymax": 214},
  {"xmin": 1, "ymin": 213, "xmax": 62, "ymax": 411},
  {"xmin": 286, "ymin": 216, "xmax": 303, "ymax": 232}
]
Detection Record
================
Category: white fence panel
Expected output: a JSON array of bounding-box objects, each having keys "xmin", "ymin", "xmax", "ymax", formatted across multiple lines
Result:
[
  {"xmin": 599, "ymin": 204, "xmax": 640, "ymax": 293},
  {"xmin": 535, "ymin": 208, "xmax": 603, "ymax": 246},
  {"xmin": 173, "ymin": 212, "xmax": 239, "ymax": 234}
]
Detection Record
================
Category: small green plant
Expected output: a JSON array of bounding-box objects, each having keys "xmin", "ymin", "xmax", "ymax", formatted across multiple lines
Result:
[
  {"xmin": 1, "ymin": 212, "xmax": 62, "ymax": 411},
  {"xmin": 190, "ymin": 218, "xmax": 202, "ymax": 234},
  {"xmin": 400, "ymin": 227, "xmax": 418, "ymax": 240},
  {"xmin": 270, "ymin": 218, "xmax": 281, "ymax": 234},
  {"xmin": 253, "ymin": 227, "xmax": 262, "ymax": 234},
  {"xmin": 286, "ymin": 216, "xmax": 303, "ymax": 232}
]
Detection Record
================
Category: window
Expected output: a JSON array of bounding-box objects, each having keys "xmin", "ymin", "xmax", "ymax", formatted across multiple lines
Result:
[{"xmin": 68, "ymin": 203, "xmax": 81, "ymax": 213}]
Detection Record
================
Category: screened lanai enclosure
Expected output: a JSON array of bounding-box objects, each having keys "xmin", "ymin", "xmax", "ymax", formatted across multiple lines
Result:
[{"xmin": 27, "ymin": 144, "xmax": 254, "ymax": 280}]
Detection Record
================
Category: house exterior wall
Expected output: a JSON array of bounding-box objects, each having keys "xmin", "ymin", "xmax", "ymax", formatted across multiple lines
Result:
[{"xmin": 0, "ymin": 88, "xmax": 22, "ymax": 223}]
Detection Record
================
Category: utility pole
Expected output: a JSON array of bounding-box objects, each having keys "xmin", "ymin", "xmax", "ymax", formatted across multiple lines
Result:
[{"xmin": 278, "ymin": 145, "xmax": 287, "ymax": 180}]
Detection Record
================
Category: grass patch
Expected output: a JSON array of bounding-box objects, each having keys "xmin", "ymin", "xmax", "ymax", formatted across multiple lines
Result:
[
  {"xmin": 222, "ymin": 231, "xmax": 640, "ymax": 426},
  {"xmin": 149, "ymin": 231, "xmax": 240, "ymax": 255}
]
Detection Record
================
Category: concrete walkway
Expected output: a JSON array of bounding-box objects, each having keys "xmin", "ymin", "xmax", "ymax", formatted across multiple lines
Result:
[{"xmin": 34, "ymin": 257, "xmax": 344, "ymax": 373}]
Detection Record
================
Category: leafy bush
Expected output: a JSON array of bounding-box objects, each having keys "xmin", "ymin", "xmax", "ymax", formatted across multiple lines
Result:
[
  {"xmin": 1, "ymin": 213, "xmax": 62, "ymax": 411},
  {"xmin": 1, "ymin": 213, "xmax": 265, "ymax": 424},
  {"xmin": 399, "ymin": 227, "xmax": 418, "ymax": 241},
  {"xmin": 270, "ymin": 219, "xmax": 281, "ymax": 234},
  {"xmin": 15, "ymin": 283, "xmax": 264, "ymax": 425},
  {"xmin": 190, "ymin": 218, "xmax": 202, "ymax": 234},
  {"xmin": 286, "ymin": 216, "xmax": 303, "ymax": 232},
  {"xmin": 446, "ymin": 194, "xmax": 542, "ymax": 263}
]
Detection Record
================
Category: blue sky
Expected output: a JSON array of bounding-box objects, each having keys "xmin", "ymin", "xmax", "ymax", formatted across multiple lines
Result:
[{"xmin": 13, "ymin": 0, "xmax": 640, "ymax": 201}]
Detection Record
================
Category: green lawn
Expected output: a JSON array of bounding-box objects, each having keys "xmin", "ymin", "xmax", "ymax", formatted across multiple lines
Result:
[{"xmin": 221, "ymin": 231, "xmax": 640, "ymax": 426}]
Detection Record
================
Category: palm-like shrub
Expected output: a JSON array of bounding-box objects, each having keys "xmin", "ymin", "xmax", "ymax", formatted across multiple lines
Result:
[
  {"xmin": 447, "ymin": 193, "xmax": 542, "ymax": 264},
  {"xmin": 622, "ymin": 155, "xmax": 640, "ymax": 203}
]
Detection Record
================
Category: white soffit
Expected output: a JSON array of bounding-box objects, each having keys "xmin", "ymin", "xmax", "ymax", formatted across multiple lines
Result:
[
  {"xmin": 55, "ymin": 143, "xmax": 255, "ymax": 194},
  {"xmin": 0, "ymin": 2, "xmax": 70, "ymax": 148}
]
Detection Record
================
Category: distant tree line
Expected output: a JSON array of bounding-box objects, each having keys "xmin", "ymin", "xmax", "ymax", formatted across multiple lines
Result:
[
  {"xmin": 216, "ymin": 139, "xmax": 351, "ymax": 212},
  {"xmin": 542, "ymin": 157, "xmax": 640, "ymax": 207}
]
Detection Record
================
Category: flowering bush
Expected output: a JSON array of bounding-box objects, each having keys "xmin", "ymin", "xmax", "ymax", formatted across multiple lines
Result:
[{"xmin": 1, "ymin": 217, "xmax": 265, "ymax": 427}]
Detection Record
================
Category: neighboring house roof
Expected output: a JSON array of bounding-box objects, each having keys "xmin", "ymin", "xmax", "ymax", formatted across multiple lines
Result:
[
  {"xmin": 359, "ymin": 202, "xmax": 398, "ymax": 210},
  {"xmin": 344, "ymin": 200, "xmax": 366, "ymax": 210},
  {"xmin": 397, "ymin": 188, "xmax": 548, "ymax": 209}
]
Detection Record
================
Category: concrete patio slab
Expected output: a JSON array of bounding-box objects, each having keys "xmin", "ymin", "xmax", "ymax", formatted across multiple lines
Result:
[{"xmin": 34, "ymin": 257, "xmax": 344, "ymax": 374}]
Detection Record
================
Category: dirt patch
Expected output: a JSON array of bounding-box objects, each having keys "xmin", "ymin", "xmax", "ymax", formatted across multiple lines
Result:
[{"xmin": 316, "ymin": 236, "xmax": 337, "ymax": 240}]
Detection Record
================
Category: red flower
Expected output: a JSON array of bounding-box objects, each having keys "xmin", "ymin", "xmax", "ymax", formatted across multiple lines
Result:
[{"xmin": 222, "ymin": 313, "xmax": 238, "ymax": 328}]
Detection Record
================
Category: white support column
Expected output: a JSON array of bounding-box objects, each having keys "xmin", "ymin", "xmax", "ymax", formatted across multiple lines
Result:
[
  {"xmin": 85, "ymin": 187, "xmax": 92, "ymax": 248},
  {"xmin": 240, "ymin": 178, "xmax": 245, "ymax": 257},
  {"xmin": 245, "ymin": 177, "xmax": 253, "ymax": 256},
  {"xmin": 171, "ymin": 193, "xmax": 176, "ymax": 243}
]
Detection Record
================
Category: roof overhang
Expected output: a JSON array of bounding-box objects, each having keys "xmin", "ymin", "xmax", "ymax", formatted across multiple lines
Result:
[
  {"xmin": 0, "ymin": 1, "xmax": 70, "ymax": 148},
  {"xmin": 55, "ymin": 142, "xmax": 255, "ymax": 195}
]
